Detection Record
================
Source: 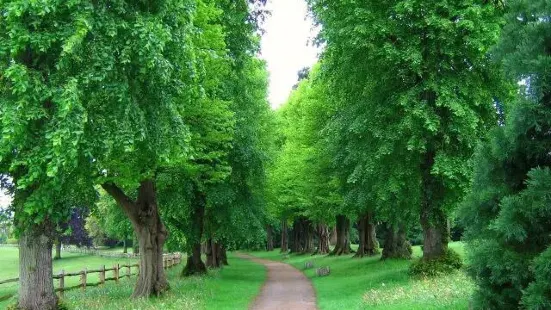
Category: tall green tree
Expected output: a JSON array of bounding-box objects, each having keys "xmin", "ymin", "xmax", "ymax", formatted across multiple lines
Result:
[
  {"xmin": 308, "ymin": 0, "xmax": 506, "ymax": 265},
  {"xmin": 0, "ymin": 0, "xmax": 210, "ymax": 304},
  {"xmin": 461, "ymin": 1, "xmax": 551, "ymax": 308}
]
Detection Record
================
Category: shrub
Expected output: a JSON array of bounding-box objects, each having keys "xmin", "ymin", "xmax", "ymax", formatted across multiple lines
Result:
[{"xmin": 409, "ymin": 249, "xmax": 462, "ymax": 277}]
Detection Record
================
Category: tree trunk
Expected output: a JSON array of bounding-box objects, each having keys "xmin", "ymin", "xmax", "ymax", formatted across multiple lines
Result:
[
  {"xmin": 205, "ymin": 238, "xmax": 221, "ymax": 269},
  {"xmin": 18, "ymin": 226, "xmax": 57, "ymax": 310},
  {"xmin": 219, "ymin": 245, "xmax": 228, "ymax": 266},
  {"xmin": 330, "ymin": 215, "xmax": 353, "ymax": 255},
  {"xmin": 315, "ymin": 223, "xmax": 330, "ymax": 255},
  {"xmin": 123, "ymin": 239, "xmax": 128, "ymax": 254},
  {"xmin": 382, "ymin": 223, "xmax": 412, "ymax": 259},
  {"xmin": 290, "ymin": 219, "xmax": 300, "ymax": 253},
  {"xmin": 102, "ymin": 180, "xmax": 169, "ymax": 298},
  {"xmin": 329, "ymin": 226, "xmax": 337, "ymax": 246},
  {"xmin": 133, "ymin": 232, "xmax": 139, "ymax": 254},
  {"xmin": 182, "ymin": 189, "xmax": 207, "ymax": 276},
  {"xmin": 354, "ymin": 212, "xmax": 379, "ymax": 258},
  {"xmin": 54, "ymin": 239, "xmax": 61, "ymax": 260},
  {"xmin": 302, "ymin": 219, "xmax": 314, "ymax": 254},
  {"xmin": 420, "ymin": 151, "xmax": 448, "ymax": 261},
  {"xmin": 280, "ymin": 219, "xmax": 288, "ymax": 253},
  {"xmin": 266, "ymin": 225, "xmax": 274, "ymax": 251}
]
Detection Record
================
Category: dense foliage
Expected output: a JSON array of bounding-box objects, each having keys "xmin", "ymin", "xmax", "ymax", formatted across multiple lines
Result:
[{"xmin": 1, "ymin": 0, "xmax": 551, "ymax": 309}]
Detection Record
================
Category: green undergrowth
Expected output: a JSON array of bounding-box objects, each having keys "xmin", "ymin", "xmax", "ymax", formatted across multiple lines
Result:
[{"xmin": 249, "ymin": 242, "xmax": 473, "ymax": 310}]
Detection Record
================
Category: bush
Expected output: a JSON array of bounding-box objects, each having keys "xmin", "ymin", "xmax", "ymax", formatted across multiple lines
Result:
[
  {"xmin": 409, "ymin": 249, "xmax": 462, "ymax": 277},
  {"xmin": 6, "ymin": 238, "xmax": 18, "ymax": 245}
]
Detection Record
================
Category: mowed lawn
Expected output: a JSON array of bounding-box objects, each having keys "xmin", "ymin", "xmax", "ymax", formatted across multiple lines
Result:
[
  {"xmin": 249, "ymin": 242, "xmax": 473, "ymax": 310},
  {"xmin": 0, "ymin": 248, "xmax": 265, "ymax": 310}
]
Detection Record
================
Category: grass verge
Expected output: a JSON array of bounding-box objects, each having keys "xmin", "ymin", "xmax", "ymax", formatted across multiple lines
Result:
[{"xmin": 248, "ymin": 242, "xmax": 473, "ymax": 310}]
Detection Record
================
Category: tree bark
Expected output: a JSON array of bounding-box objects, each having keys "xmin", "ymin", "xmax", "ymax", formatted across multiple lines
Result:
[
  {"xmin": 102, "ymin": 180, "xmax": 169, "ymax": 297},
  {"xmin": 123, "ymin": 239, "xmax": 128, "ymax": 254},
  {"xmin": 54, "ymin": 238, "xmax": 61, "ymax": 260},
  {"xmin": 302, "ymin": 219, "xmax": 314, "ymax": 254},
  {"xmin": 280, "ymin": 219, "xmax": 288, "ymax": 253},
  {"xmin": 133, "ymin": 232, "xmax": 139, "ymax": 254},
  {"xmin": 205, "ymin": 238, "xmax": 221, "ymax": 268},
  {"xmin": 354, "ymin": 212, "xmax": 379, "ymax": 258},
  {"xmin": 420, "ymin": 151, "xmax": 448, "ymax": 261},
  {"xmin": 315, "ymin": 223, "xmax": 330, "ymax": 255},
  {"xmin": 329, "ymin": 226, "xmax": 337, "ymax": 246},
  {"xmin": 219, "ymin": 244, "xmax": 228, "ymax": 266},
  {"xmin": 382, "ymin": 223, "xmax": 412, "ymax": 259},
  {"xmin": 18, "ymin": 225, "xmax": 57, "ymax": 310},
  {"xmin": 266, "ymin": 225, "xmax": 274, "ymax": 251},
  {"xmin": 330, "ymin": 215, "xmax": 353, "ymax": 255},
  {"xmin": 182, "ymin": 189, "xmax": 207, "ymax": 276}
]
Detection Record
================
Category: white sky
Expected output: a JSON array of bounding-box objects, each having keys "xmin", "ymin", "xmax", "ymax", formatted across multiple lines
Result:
[
  {"xmin": 0, "ymin": 190, "xmax": 9, "ymax": 209},
  {"xmin": 260, "ymin": 0, "xmax": 320, "ymax": 109}
]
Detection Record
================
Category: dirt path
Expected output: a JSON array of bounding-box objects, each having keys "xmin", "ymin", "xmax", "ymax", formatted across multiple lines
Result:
[{"xmin": 237, "ymin": 253, "xmax": 317, "ymax": 310}]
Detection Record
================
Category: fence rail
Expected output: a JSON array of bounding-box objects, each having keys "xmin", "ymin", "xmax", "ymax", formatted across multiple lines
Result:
[{"xmin": 0, "ymin": 253, "xmax": 182, "ymax": 301}]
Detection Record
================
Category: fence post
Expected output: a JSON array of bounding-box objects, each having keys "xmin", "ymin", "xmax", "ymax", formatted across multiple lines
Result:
[
  {"xmin": 81, "ymin": 268, "xmax": 87, "ymax": 292},
  {"xmin": 59, "ymin": 270, "xmax": 65, "ymax": 298},
  {"xmin": 99, "ymin": 265, "xmax": 105, "ymax": 286},
  {"xmin": 114, "ymin": 264, "xmax": 119, "ymax": 283}
]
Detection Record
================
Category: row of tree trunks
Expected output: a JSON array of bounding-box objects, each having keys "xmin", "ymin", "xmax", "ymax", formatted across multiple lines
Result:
[
  {"xmin": 354, "ymin": 212, "xmax": 379, "ymax": 258},
  {"xmin": 102, "ymin": 179, "xmax": 168, "ymax": 298},
  {"xmin": 182, "ymin": 189, "xmax": 207, "ymax": 276},
  {"xmin": 314, "ymin": 223, "xmax": 330, "ymax": 255},
  {"xmin": 280, "ymin": 219, "xmax": 288, "ymax": 253},
  {"xmin": 330, "ymin": 215, "xmax": 353, "ymax": 255},
  {"xmin": 290, "ymin": 217, "xmax": 314, "ymax": 254},
  {"xmin": 382, "ymin": 223, "xmax": 412, "ymax": 259}
]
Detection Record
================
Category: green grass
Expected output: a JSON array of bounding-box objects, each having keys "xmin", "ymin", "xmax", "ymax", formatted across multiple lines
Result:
[
  {"xmin": 0, "ymin": 249, "xmax": 265, "ymax": 310},
  {"xmin": 0, "ymin": 247, "xmax": 138, "ymax": 308},
  {"xmin": 248, "ymin": 242, "xmax": 473, "ymax": 310}
]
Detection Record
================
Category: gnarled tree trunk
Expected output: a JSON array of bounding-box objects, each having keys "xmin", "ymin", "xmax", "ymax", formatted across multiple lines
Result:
[
  {"xmin": 315, "ymin": 223, "xmax": 330, "ymax": 255},
  {"xmin": 18, "ymin": 225, "xmax": 57, "ymax": 310},
  {"xmin": 182, "ymin": 190, "xmax": 207, "ymax": 276},
  {"xmin": 354, "ymin": 212, "xmax": 379, "ymax": 258},
  {"xmin": 266, "ymin": 225, "xmax": 274, "ymax": 251},
  {"xmin": 382, "ymin": 223, "xmax": 412, "ymax": 259},
  {"xmin": 102, "ymin": 180, "xmax": 169, "ymax": 298},
  {"xmin": 330, "ymin": 215, "xmax": 353, "ymax": 256},
  {"xmin": 280, "ymin": 219, "xmax": 288, "ymax": 253}
]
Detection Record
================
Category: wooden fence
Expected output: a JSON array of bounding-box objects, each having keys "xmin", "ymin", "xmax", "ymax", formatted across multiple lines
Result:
[{"xmin": 0, "ymin": 253, "xmax": 182, "ymax": 301}]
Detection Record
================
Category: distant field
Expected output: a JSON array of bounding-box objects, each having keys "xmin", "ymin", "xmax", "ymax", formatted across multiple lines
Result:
[
  {"xmin": 0, "ymin": 247, "xmax": 138, "ymax": 308},
  {"xmin": 249, "ymin": 242, "xmax": 472, "ymax": 310}
]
